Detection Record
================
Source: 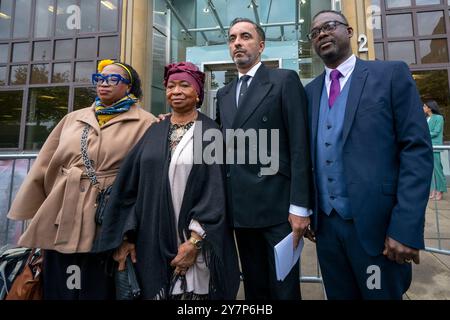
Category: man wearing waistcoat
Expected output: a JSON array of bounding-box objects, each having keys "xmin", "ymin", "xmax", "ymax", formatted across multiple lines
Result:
[
  {"xmin": 215, "ymin": 18, "xmax": 312, "ymax": 299},
  {"xmin": 305, "ymin": 10, "xmax": 433, "ymax": 299}
]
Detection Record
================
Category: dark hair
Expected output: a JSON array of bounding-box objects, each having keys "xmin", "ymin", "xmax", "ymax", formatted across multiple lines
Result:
[
  {"xmin": 312, "ymin": 10, "xmax": 350, "ymax": 25},
  {"xmin": 115, "ymin": 62, "xmax": 143, "ymax": 100},
  {"xmin": 228, "ymin": 17, "xmax": 265, "ymax": 41},
  {"xmin": 425, "ymin": 100, "xmax": 441, "ymax": 115}
]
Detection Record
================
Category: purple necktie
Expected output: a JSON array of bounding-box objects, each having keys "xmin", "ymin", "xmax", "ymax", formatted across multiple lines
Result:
[{"xmin": 328, "ymin": 69, "xmax": 342, "ymax": 108}]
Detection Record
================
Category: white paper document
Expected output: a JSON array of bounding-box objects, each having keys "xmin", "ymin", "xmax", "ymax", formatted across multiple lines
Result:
[{"xmin": 274, "ymin": 232, "xmax": 304, "ymax": 281}]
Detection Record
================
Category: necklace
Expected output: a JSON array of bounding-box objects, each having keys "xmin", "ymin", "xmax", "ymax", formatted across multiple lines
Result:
[
  {"xmin": 168, "ymin": 121, "xmax": 195, "ymax": 151},
  {"xmin": 170, "ymin": 110, "xmax": 198, "ymax": 126}
]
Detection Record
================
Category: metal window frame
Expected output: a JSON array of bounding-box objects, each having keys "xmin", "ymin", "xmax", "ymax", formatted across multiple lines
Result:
[{"xmin": 0, "ymin": 0, "xmax": 123, "ymax": 151}]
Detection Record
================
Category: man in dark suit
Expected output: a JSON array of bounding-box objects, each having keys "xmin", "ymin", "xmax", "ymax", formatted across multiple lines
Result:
[
  {"xmin": 305, "ymin": 10, "xmax": 433, "ymax": 299},
  {"xmin": 215, "ymin": 17, "xmax": 312, "ymax": 300}
]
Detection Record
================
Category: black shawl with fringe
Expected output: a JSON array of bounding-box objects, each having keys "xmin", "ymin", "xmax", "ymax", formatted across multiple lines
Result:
[{"xmin": 92, "ymin": 112, "xmax": 240, "ymax": 300}]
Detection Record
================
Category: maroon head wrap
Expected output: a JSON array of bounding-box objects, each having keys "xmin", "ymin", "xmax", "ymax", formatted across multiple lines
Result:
[{"xmin": 163, "ymin": 62, "xmax": 205, "ymax": 106}]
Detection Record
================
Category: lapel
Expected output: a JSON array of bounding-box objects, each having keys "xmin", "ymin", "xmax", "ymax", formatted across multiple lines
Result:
[
  {"xmin": 232, "ymin": 64, "xmax": 273, "ymax": 129},
  {"xmin": 100, "ymin": 103, "xmax": 141, "ymax": 129},
  {"xmin": 311, "ymin": 72, "xmax": 326, "ymax": 163},
  {"xmin": 220, "ymin": 78, "xmax": 238, "ymax": 128},
  {"xmin": 75, "ymin": 103, "xmax": 101, "ymax": 135},
  {"xmin": 342, "ymin": 58, "xmax": 368, "ymax": 144}
]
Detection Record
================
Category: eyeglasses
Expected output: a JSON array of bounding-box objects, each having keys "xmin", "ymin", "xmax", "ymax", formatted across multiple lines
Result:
[
  {"xmin": 91, "ymin": 73, "xmax": 131, "ymax": 86},
  {"xmin": 307, "ymin": 20, "xmax": 349, "ymax": 40}
]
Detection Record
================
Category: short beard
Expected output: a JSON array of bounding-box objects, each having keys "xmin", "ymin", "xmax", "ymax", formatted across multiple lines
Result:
[{"xmin": 234, "ymin": 56, "xmax": 250, "ymax": 67}]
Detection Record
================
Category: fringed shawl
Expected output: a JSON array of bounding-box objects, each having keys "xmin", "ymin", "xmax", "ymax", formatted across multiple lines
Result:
[{"xmin": 92, "ymin": 112, "xmax": 240, "ymax": 300}]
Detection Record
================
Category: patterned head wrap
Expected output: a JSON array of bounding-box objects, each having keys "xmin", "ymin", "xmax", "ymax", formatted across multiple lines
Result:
[{"xmin": 164, "ymin": 62, "xmax": 205, "ymax": 106}]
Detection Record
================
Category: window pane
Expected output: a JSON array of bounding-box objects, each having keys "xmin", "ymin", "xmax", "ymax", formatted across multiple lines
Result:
[
  {"xmin": 75, "ymin": 61, "xmax": 94, "ymax": 82},
  {"xmin": 100, "ymin": 0, "xmax": 119, "ymax": 32},
  {"xmin": 153, "ymin": 0, "xmax": 168, "ymax": 32},
  {"xmin": 375, "ymin": 43, "xmax": 385, "ymax": 60},
  {"xmin": 99, "ymin": 36, "xmax": 118, "ymax": 59},
  {"xmin": 34, "ymin": 0, "xmax": 54, "ymax": 38},
  {"xmin": 417, "ymin": 11, "xmax": 445, "ymax": 36},
  {"xmin": 25, "ymin": 87, "xmax": 69, "ymax": 150},
  {"xmin": 80, "ymin": 0, "xmax": 98, "ymax": 33},
  {"xmin": 0, "ymin": 44, "xmax": 8, "ymax": 63},
  {"xmin": 385, "ymin": 0, "xmax": 411, "ymax": 9},
  {"xmin": 373, "ymin": 19, "xmax": 382, "ymax": 40},
  {"xmin": 412, "ymin": 70, "xmax": 449, "ymax": 141},
  {"xmin": 151, "ymin": 87, "xmax": 166, "ymax": 116},
  {"xmin": 56, "ymin": 0, "xmax": 77, "ymax": 36},
  {"xmin": 416, "ymin": 0, "xmax": 440, "ymax": 5},
  {"xmin": 386, "ymin": 14, "xmax": 413, "ymax": 38},
  {"xmin": 10, "ymin": 65, "xmax": 28, "ymax": 85},
  {"xmin": 0, "ymin": 90, "xmax": 23, "ymax": 148},
  {"xmin": 388, "ymin": 41, "xmax": 416, "ymax": 65},
  {"xmin": 52, "ymin": 63, "xmax": 71, "ymax": 83},
  {"xmin": 13, "ymin": 0, "xmax": 32, "ymax": 38},
  {"xmin": 33, "ymin": 41, "xmax": 52, "ymax": 61},
  {"xmin": 31, "ymin": 64, "xmax": 50, "ymax": 84},
  {"xmin": 76, "ymin": 38, "xmax": 96, "ymax": 59},
  {"xmin": 0, "ymin": 0, "xmax": 13, "ymax": 39},
  {"xmin": 0, "ymin": 66, "xmax": 6, "ymax": 85},
  {"xmin": 54, "ymin": 39, "xmax": 74, "ymax": 60},
  {"xmin": 420, "ymin": 39, "xmax": 449, "ymax": 64},
  {"xmin": 12, "ymin": 42, "xmax": 30, "ymax": 62},
  {"xmin": 74, "ymin": 87, "xmax": 96, "ymax": 110}
]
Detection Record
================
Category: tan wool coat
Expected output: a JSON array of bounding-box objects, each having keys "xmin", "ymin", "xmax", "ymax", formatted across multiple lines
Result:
[{"xmin": 7, "ymin": 103, "xmax": 156, "ymax": 253}]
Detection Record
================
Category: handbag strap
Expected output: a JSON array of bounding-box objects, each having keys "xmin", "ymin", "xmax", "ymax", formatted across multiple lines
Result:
[{"xmin": 81, "ymin": 124, "xmax": 100, "ymax": 188}]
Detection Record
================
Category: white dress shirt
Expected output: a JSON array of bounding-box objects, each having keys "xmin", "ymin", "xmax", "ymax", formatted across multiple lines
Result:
[{"xmin": 235, "ymin": 61, "xmax": 262, "ymax": 106}]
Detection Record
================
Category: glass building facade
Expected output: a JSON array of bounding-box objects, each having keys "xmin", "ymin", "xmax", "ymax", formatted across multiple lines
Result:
[
  {"xmin": 3, "ymin": 1, "xmax": 449, "ymax": 146},
  {"xmin": 0, "ymin": 0, "xmax": 339, "ymax": 151},
  {"xmin": 0, "ymin": 0, "xmax": 121, "ymax": 151},
  {"xmin": 373, "ymin": 0, "xmax": 450, "ymax": 141}
]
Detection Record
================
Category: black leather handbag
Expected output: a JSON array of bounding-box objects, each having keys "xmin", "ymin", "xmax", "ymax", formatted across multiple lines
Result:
[
  {"xmin": 94, "ymin": 185, "xmax": 113, "ymax": 225},
  {"xmin": 115, "ymin": 256, "xmax": 141, "ymax": 300}
]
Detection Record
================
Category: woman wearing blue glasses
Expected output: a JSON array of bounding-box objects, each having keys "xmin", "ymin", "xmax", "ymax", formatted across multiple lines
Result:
[{"xmin": 7, "ymin": 60, "xmax": 156, "ymax": 299}]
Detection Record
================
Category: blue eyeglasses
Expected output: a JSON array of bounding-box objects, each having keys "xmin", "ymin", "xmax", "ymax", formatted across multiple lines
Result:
[{"xmin": 92, "ymin": 73, "xmax": 131, "ymax": 86}]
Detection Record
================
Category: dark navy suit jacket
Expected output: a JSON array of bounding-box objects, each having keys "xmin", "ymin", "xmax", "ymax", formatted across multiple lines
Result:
[
  {"xmin": 216, "ymin": 64, "xmax": 312, "ymax": 228},
  {"xmin": 305, "ymin": 58, "xmax": 433, "ymax": 256}
]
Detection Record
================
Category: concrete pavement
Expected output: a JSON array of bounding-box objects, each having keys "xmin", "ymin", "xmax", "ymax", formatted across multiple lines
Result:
[{"xmin": 237, "ymin": 197, "xmax": 450, "ymax": 300}]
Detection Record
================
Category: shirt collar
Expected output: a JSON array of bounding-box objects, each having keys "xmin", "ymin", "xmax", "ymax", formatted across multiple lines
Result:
[
  {"xmin": 325, "ymin": 54, "xmax": 356, "ymax": 80},
  {"xmin": 238, "ymin": 61, "xmax": 262, "ymax": 80}
]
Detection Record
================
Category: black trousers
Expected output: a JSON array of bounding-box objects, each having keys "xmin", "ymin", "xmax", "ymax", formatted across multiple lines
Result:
[
  {"xmin": 43, "ymin": 250, "xmax": 114, "ymax": 300},
  {"xmin": 235, "ymin": 222, "xmax": 301, "ymax": 300}
]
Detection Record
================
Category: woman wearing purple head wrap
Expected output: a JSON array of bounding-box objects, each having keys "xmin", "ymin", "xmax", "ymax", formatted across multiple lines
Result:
[{"xmin": 94, "ymin": 62, "xmax": 240, "ymax": 300}]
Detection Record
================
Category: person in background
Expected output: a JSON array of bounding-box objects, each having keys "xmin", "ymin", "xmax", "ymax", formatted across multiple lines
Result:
[
  {"xmin": 92, "ymin": 62, "xmax": 241, "ymax": 300},
  {"xmin": 7, "ymin": 60, "xmax": 156, "ymax": 299},
  {"xmin": 424, "ymin": 100, "xmax": 447, "ymax": 201},
  {"xmin": 305, "ymin": 10, "xmax": 432, "ymax": 299}
]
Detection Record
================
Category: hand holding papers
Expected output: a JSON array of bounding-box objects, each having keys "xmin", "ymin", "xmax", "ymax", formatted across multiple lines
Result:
[{"xmin": 274, "ymin": 232, "xmax": 304, "ymax": 281}]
